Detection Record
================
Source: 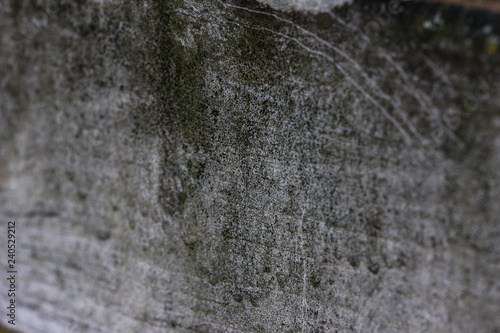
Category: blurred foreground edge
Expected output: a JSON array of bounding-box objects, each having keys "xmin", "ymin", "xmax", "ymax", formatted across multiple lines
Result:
[{"xmin": 0, "ymin": 325, "xmax": 21, "ymax": 333}]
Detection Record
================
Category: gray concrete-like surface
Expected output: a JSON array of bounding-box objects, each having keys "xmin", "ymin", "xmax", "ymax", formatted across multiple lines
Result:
[
  {"xmin": 0, "ymin": 0, "xmax": 499, "ymax": 332},
  {"xmin": 259, "ymin": 0, "xmax": 351, "ymax": 12}
]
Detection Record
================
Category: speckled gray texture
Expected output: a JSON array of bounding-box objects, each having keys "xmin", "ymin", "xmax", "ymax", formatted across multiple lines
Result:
[
  {"xmin": 258, "ymin": 0, "xmax": 351, "ymax": 12},
  {"xmin": 1, "ymin": 0, "xmax": 500, "ymax": 332}
]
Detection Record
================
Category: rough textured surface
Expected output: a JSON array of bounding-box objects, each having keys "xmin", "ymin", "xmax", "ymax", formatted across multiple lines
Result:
[
  {"xmin": 1, "ymin": 0, "xmax": 500, "ymax": 332},
  {"xmin": 258, "ymin": 0, "xmax": 351, "ymax": 13}
]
